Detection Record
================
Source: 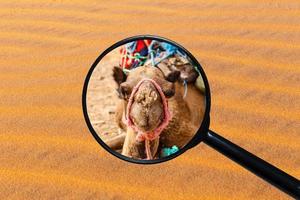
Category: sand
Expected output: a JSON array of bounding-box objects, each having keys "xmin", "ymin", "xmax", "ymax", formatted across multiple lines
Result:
[
  {"xmin": 86, "ymin": 48, "xmax": 121, "ymax": 141},
  {"xmin": 0, "ymin": 1, "xmax": 299, "ymax": 199}
]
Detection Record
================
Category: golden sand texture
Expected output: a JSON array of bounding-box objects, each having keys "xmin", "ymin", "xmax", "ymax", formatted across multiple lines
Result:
[{"xmin": 0, "ymin": 1, "xmax": 299, "ymax": 199}]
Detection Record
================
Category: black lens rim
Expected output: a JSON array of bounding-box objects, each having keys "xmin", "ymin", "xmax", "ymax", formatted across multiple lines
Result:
[{"xmin": 82, "ymin": 35, "xmax": 211, "ymax": 164}]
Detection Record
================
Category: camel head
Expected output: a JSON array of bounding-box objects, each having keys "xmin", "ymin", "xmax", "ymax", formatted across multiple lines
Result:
[{"xmin": 113, "ymin": 65, "xmax": 179, "ymax": 133}]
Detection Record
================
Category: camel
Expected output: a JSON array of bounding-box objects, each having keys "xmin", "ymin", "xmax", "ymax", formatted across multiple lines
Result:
[{"xmin": 107, "ymin": 58, "xmax": 206, "ymax": 159}]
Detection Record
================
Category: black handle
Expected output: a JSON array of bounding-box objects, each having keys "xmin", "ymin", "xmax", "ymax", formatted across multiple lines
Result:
[{"xmin": 204, "ymin": 130, "xmax": 300, "ymax": 199}]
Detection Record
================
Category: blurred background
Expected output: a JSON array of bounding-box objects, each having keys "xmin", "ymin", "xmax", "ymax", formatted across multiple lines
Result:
[{"xmin": 0, "ymin": 1, "xmax": 299, "ymax": 199}]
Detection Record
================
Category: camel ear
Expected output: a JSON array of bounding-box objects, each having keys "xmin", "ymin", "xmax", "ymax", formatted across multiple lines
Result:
[
  {"xmin": 176, "ymin": 64, "xmax": 198, "ymax": 83},
  {"xmin": 166, "ymin": 70, "xmax": 180, "ymax": 82},
  {"xmin": 113, "ymin": 66, "xmax": 127, "ymax": 85}
]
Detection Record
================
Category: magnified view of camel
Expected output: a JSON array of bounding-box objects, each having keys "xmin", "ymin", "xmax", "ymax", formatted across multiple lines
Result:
[{"xmin": 86, "ymin": 42, "xmax": 206, "ymax": 160}]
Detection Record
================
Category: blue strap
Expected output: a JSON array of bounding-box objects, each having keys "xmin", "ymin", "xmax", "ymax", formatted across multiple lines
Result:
[{"xmin": 183, "ymin": 79, "xmax": 188, "ymax": 98}]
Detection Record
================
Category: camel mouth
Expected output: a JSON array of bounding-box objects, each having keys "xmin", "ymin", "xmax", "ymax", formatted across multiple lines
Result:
[{"xmin": 132, "ymin": 113, "xmax": 163, "ymax": 132}]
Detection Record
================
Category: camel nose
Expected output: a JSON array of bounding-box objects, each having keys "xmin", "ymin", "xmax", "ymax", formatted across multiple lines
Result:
[{"xmin": 130, "ymin": 80, "xmax": 164, "ymax": 131}]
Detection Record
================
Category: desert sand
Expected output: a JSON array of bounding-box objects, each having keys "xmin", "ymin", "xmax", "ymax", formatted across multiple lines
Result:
[
  {"xmin": 0, "ymin": 1, "xmax": 299, "ymax": 199},
  {"xmin": 86, "ymin": 49, "xmax": 121, "ymax": 141}
]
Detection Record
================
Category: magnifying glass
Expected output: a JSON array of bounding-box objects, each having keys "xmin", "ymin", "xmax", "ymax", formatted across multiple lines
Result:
[{"xmin": 82, "ymin": 35, "xmax": 300, "ymax": 198}]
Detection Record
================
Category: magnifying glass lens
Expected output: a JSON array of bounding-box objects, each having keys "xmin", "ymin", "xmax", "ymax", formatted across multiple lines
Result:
[{"xmin": 84, "ymin": 37, "xmax": 208, "ymax": 162}]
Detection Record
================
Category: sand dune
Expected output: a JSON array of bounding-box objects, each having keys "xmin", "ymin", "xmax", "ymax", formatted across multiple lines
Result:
[{"xmin": 0, "ymin": 1, "xmax": 299, "ymax": 199}]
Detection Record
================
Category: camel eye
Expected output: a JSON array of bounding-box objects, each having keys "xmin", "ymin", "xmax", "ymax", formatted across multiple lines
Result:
[
  {"xmin": 119, "ymin": 83, "xmax": 132, "ymax": 100},
  {"xmin": 163, "ymin": 88, "xmax": 175, "ymax": 98},
  {"xmin": 161, "ymin": 81, "xmax": 175, "ymax": 98}
]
